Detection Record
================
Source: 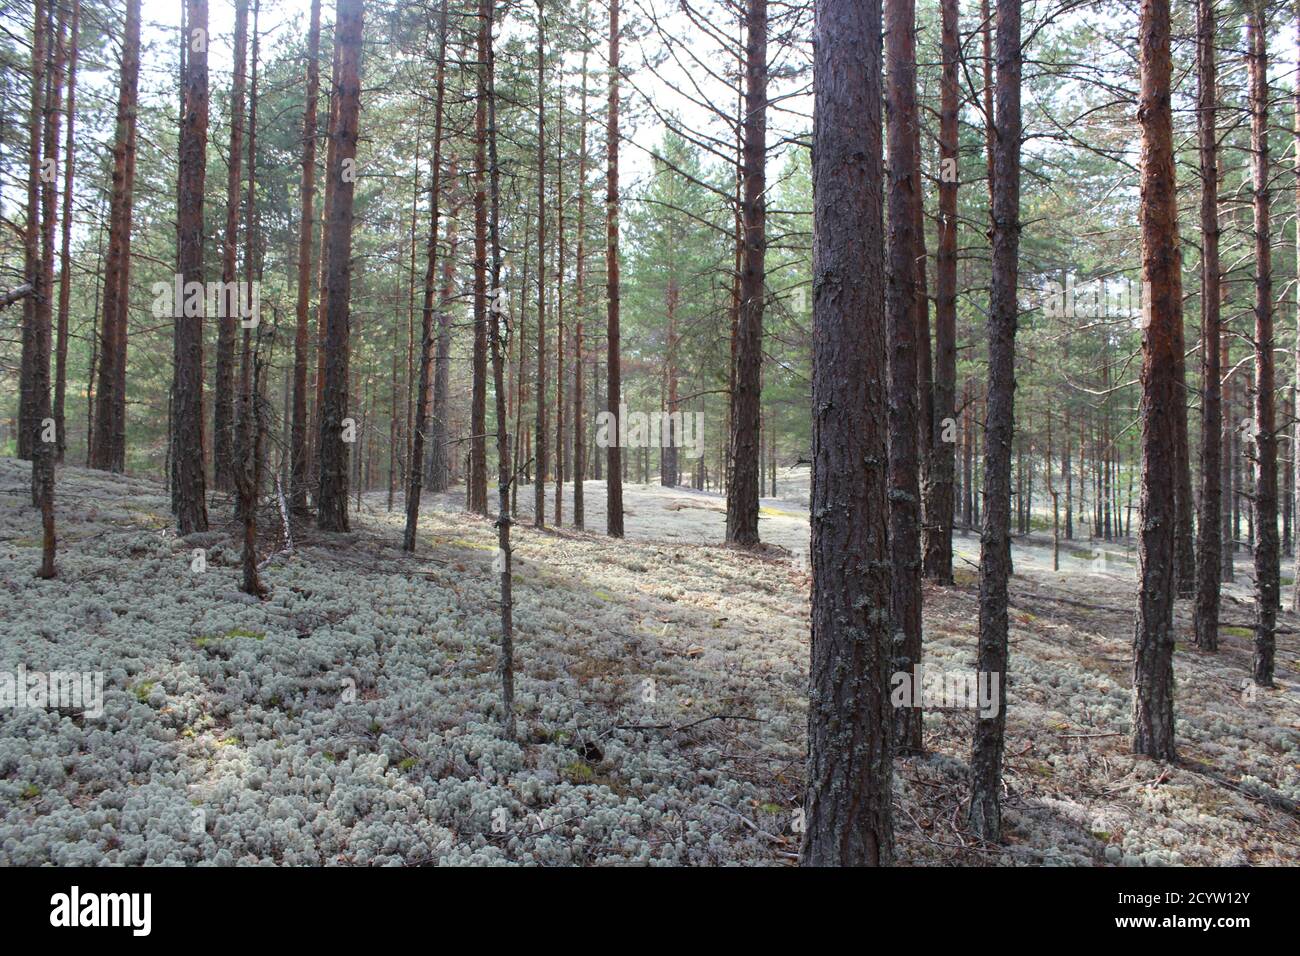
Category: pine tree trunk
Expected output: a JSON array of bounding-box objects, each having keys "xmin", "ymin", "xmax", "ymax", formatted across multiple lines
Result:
[
  {"xmin": 291, "ymin": 0, "xmax": 321, "ymax": 514},
  {"xmin": 1222, "ymin": 320, "xmax": 1235, "ymax": 581},
  {"xmin": 1194, "ymin": 0, "xmax": 1222, "ymax": 650},
  {"xmin": 174, "ymin": 0, "xmax": 209, "ymax": 534},
  {"xmin": 484, "ymin": 0, "xmax": 516, "ymax": 739},
  {"xmin": 214, "ymin": 0, "xmax": 248, "ymax": 493},
  {"xmin": 1293, "ymin": 5, "xmax": 1300, "ymax": 608},
  {"xmin": 90, "ymin": 0, "xmax": 140, "ymax": 473},
  {"xmin": 429, "ymin": 174, "xmax": 460, "ymax": 492},
  {"xmin": 800, "ymin": 0, "xmax": 893, "ymax": 868},
  {"xmin": 468, "ymin": 4, "xmax": 490, "ymax": 517},
  {"xmin": 312, "ymin": 40, "xmax": 341, "ymax": 496},
  {"xmin": 1289, "ymin": 1, "xmax": 1300, "ymax": 606},
  {"xmin": 236, "ymin": 0, "xmax": 260, "ymax": 523},
  {"xmin": 923, "ymin": 0, "xmax": 960, "ymax": 584},
  {"xmin": 32, "ymin": 0, "xmax": 59, "ymax": 575},
  {"xmin": 53, "ymin": 0, "xmax": 79, "ymax": 466},
  {"xmin": 605, "ymin": 0, "xmax": 624, "ymax": 538},
  {"xmin": 1132, "ymin": 0, "xmax": 1181, "ymax": 761},
  {"xmin": 554, "ymin": 93, "xmax": 565, "ymax": 526},
  {"xmin": 725, "ymin": 0, "xmax": 766, "ymax": 547},
  {"xmin": 403, "ymin": 0, "xmax": 448, "ymax": 551},
  {"xmin": 1249, "ymin": 5, "xmax": 1277, "ymax": 687},
  {"xmin": 534, "ymin": 1, "xmax": 548, "ymax": 530},
  {"xmin": 572, "ymin": 18, "xmax": 589, "ymax": 528},
  {"xmin": 18, "ymin": 0, "xmax": 47, "ymax": 466},
  {"xmin": 316, "ymin": 0, "xmax": 364, "ymax": 532},
  {"xmin": 663, "ymin": 277, "xmax": 680, "ymax": 487},
  {"xmin": 885, "ymin": 0, "xmax": 924, "ymax": 753},
  {"xmin": 968, "ymin": 0, "xmax": 1019, "ymax": 840}
]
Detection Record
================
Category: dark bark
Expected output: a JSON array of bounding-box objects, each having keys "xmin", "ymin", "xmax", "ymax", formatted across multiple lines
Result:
[
  {"xmin": 885, "ymin": 0, "xmax": 924, "ymax": 754},
  {"xmin": 403, "ymin": 0, "xmax": 448, "ymax": 552},
  {"xmin": 967, "ymin": 0, "xmax": 1019, "ymax": 840},
  {"xmin": 554, "ymin": 93, "xmax": 565, "ymax": 525},
  {"xmin": 235, "ymin": 0, "xmax": 260, "ymax": 523},
  {"xmin": 174, "ymin": 0, "xmax": 209, "ymax": 535},
  {"xmin": 1222, "ymin": 317, "xmax": 1234, "ymax": 581},
  {"xmin": 800, "ymin": 0, "xmax": 893, "ymax": 868},
  {"xmin": 313, "ymin": 40, "xmax": 341, "ymax": 495},
  {"xmin": 725, "ymin": 0, "xmax": 766, "ymax": 547},
  {"xmin": 663, "ymin": 276, "xmax": 680, "ymax": 486},
  {"xmin": 534, "ymin": 1, "xmax": 548, "ymax": 530},
  {"xmin": 1295, "ymin": 6, "xmax": 1300, "ymax": 609},
  {"xmin": 923, "ymin": 0, "xmax": 959, "ymax": 584},
  {"xmin": 606, "ymin": 0, "xmax": 624, "ymax": 537},
  {"xmin": 468, "ymin": 2, "xmax": 490, "ymax": 517},
  {"xmin": 236, "ymin": 339, "xmax": 267, "ymax": 598},
  {"xmin": 90, "ymin": 0, "xmax": 140, "ymax": 473},
  {"xmin": 291, "ymin": 0, "xmax": 321, "ymax": 514},
  {"xmin": 1194, "ymin": 0, "xmax": 1222, "ymax": 651},
  {"xmin": 573, "ymin": 22, "xmax": 589, "ymax": 528},
  {"xmin": 316, "ymin": 0, "xmax": 364, "ymax": 532},
  {"xmin": 53, "ymin": 0, "xmax": 79, "ymax": 465},
  {"xmin": 484, "ymin": 0, "xmax": 516, "ymax": 739},
  {"xmin": 214, "ymin": 0, "xmax": 248, "ymax": 493},
  {"xmin": 18, "ymin": 0, "xmax": 46, "ymax": 465},
  {"xmin": 429, "ymin": 176, "xmax": 460, "ymax": 492},
  {"xmin": 1249, "ymin": 6, "xmax": 1277, "ymax": 687},
  {"xmin": 1132, "ymin": 0, "xmax": 1180, "ymax": 761},
  {"xmin": 32, "ymin": 0, "xmax": 59, "ymax": 576}
]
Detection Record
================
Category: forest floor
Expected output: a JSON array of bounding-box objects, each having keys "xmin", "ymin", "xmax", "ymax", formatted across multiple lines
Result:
[{"xmin": 0, "ymin": 458, "xmax": 1297, "ymax": 865}]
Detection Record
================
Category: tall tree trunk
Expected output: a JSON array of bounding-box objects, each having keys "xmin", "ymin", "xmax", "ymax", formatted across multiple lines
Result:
[
  {"xmin": 801, "ymin": 0, "xmax": 893, "ymax": 868},
  {"xmin": 1293, "ymin": 4, "xmax": 1300, "ymax": 609},
  {"xmin": 1222, "ymin": 318, "xmax": 1234, "ymax": 581},
  {"xmin": 313, "ymin": 40, "xmax": 341, "ymax": 496},
  {"xmin": 235, "ymin": 0, "xmax": 260, "ymax": 523},
  {"xmin": 291, "ymin": 0, "xmax": 321, "ymax": 514},
  {"xmin": 967, "ymin": 0, "xmax": 1019, "ymax": 840},
  {"xmin": 53, "ymin": 0, "xmax": 79, "ymax": 466},
  {"xmin": 924, "ymin": 0, "xmax": 959, "ymax": 584},
  {"xmin": 605, "ymin": 0, "xmax": 624, "ymax": 537},
  {"xmin": 403, "ymin": 0, "xmax": 448, "ymax": 552},
  {"xmin": 90, "ymin": 0, "xmax": 140, "ymax": 473},
  {"xmin": 31, "ymin": 0, "xmax": 59, "ymax": 574},
  {"xmin": 663, "ymin": 276, "xmax": 680, "ymax": 486},
  {"xmin": 725, "ymin": 0, "xmax": 767, "ymax": 547},
  {"xmin": 468, "ymin": 1, "xmax": 490, "ymax": 517},
  {"xmin": 174, "ymin": 0, "xmax": 209, "ymax": 534},
  {"xmin": 213, "ymin": 0, "xmax": 248, "ymax": 493},
  {"xmin": 484, "ymin": 0, "xmax": 516, "ymax": 739},
  {"xmin": 430, "ymin": 170, "xmax": 460, "ymax": 493},
  {"xmin": 885, "ymin": 0, "xmax": 923, "ymax": 753},
  {"xmin": 534, "ymin": 0, "xmax": 548, "ymax": 529},
  {"xmin": 554, "ymin": 93, "xmax": 565, "ymax": 525},
  {"xmin": 1173, "ymin": 337, "xmax": 1196, "ymax": 591},
  {"xmin": 18, "ymin": 0, "xmax": 49, "ymax": 466},
  {"xmin": 573, "ymin": 17, "xmax": 589, "ymax": 528},
  {"xmin": 1132, "ymin": 0, "xmax": 1181, "ymax": 761},
  {"xmin": 1249, "ymin": 5, "xmax": 1277, "ymax": 687},
  {"xmin": 316, "ymin": 0, "xmax": 364, "ymax": 532},
  {"xmin": 1194, "ymin": 0, "xmax": 1222, "ymax": 650}
]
